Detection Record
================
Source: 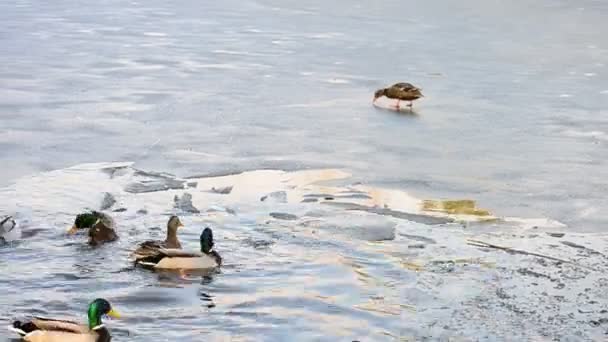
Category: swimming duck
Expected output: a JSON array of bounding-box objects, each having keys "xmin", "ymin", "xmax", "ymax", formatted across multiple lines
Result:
[
  {"xmin": 68, "ymin": 211, "xmax": 118, "ymax": 246},
  {"xmin": 135, "ymin": 227, "xmax": 222, "ymax": 270},
  {"xmin": 373, "ymin": 82, "xmax": 424, "ymax": 109},
  {"xmin": 9, "ymin": 298, "xmax": 120, "ymax": 342},
  {"xmin": 131, "ymin": 216, "xmax": 184, "ymax": 259},
  {"xmin": 1, "ymin": 216, "xmax": 19, "ymax": 243}
]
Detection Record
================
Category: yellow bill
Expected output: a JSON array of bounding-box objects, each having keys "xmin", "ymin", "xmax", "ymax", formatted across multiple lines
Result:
[
  {"xmin": 107, "ymin": 308, "xmax": 120, "ymax": 319},
  {"xmin": 67, "ymin": 225, "xmax": 79, "ymax": 235}
]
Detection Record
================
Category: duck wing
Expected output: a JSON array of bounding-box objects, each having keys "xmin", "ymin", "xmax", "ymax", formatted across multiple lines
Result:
[
  {"xmin": 157, "ymin": 248, "xmax": 203, "ymax": 258},
  {"xmin": 11, "ymin": 316, "xmax": 89, "ymax": 335},
  {"xmin": 133, "ymin": 246, "xmax": 178, "ymax": 267},
  {"xmin": 88, "ymin": 221, "xmax": 118, "ymax": 245},
  {"xmin": 139, "ymin": 239, "xmax": 165, "ymax": 249},
  {"xmin": 131, "ymin": 239, "xmax": 169, "ymax": 259},
  {"xmin": 391, "ymin": 82, "xmax": 420, "ymax": 92},
  {"xmin": 93, "ymin": 211, "xmax": 116, "ymax": 230},
  {"xmin": 33, "ymin": 317, "xmax": 89, "ymax": 334}
]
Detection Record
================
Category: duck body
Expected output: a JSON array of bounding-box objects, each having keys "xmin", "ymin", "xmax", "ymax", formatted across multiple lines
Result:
[
  {"xmin": 135, "ymin": 227, "xmax": 221, "ymax": 270},
  {"xmin": 138, "ymin": 248, "xmax": 221, "ymax": 270},
  {"xmin": 68, "ymin": 211, "xmax": 118, "ymax": 246},
  {"xmin": 9, "ymin": 299, "xmax": 118, "ymax": 342},
  {"xmin": 88, "ymin": 218, "xmax": 118, "ymax": 246},
  {"xmin": 0, "ymin": 216, "xmax": 19, "ymax": 243},
  {"xmin": 374, "ymin": 82, "xmax": 424, "ymax": 109},
  {"xmin": 11, "ymin": 319, "xmax": 110, "ymax": 342}
]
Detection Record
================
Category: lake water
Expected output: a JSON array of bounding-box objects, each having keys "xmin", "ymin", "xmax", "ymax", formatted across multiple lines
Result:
[{"xmin": 1, "ymin": 0, "xmax": 607, "ymax": 340}]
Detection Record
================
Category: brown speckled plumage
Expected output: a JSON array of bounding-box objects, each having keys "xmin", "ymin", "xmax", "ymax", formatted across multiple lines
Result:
[
  {"xmin": 131, "ymin": 216, "xmax": 184, "ymax": 259},
  {"xmin": 373, "ymin": 82, "xmax": 424, "ymax": 109},
  {"xmin": 88, "ymin": 220, "xmax": 118, "ymax": 246}
]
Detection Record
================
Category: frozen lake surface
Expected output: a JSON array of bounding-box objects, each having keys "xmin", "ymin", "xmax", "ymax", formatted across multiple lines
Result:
[{"xmin": 1, "ymin": 0, "xmax": 607, "ymax": 340}]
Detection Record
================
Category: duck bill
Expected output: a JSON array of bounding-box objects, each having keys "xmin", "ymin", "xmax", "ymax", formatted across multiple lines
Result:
[
  {"xmin": 67, "ymin": 225, "xmax": 79, "ymax": 235},
  {"xmin": 178, "ymin": 222, "xmax": 184, "ymax": 229},
  {"xmin": 107, "ymin": 309, "xmax": 120, "ymax": 319}
]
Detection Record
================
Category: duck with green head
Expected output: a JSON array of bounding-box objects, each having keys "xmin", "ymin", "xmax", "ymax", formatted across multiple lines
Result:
[
  {"xmin": 135, "ymin": 227, "xmax": 222, "ymax": 270},
  {"xmin": 68, "ymin": 211, "xmax": 118, "ymax": 246},
  {"xmin": 10, "ymin": 298, "xmax": 120, "ymax": 342}
]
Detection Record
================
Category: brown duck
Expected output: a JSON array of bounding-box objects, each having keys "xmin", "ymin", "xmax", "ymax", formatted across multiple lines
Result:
[
  {"xmin": 131, "ymin": 215, "xmax": 184, "ymax": 259},
  {"xmin": 68, "ymin": 211, "xmax": 118, "ymax": 246},
  {"xmin": 373, "ymin": 82, "xmax": 424, "ymax": 109}
]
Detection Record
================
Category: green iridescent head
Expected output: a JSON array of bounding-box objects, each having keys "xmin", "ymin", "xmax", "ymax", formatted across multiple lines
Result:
[
  {"xmin": 87, "ymin": 298, "xmax": 120, "ymax": 329},
  {"xmin": 200, "ymin": 227, "xmax": 222, "ymax": 265},
  {"xmin": 68, "ymin": 212, "xmax": 100, "ymax": 235},
  {"xmin": 200, "ymin": 227, "xmax": 214, "ymax": 254},
  {"xmin": 75, "ymin": 212, "xmax": 100, "ymax": 229}
]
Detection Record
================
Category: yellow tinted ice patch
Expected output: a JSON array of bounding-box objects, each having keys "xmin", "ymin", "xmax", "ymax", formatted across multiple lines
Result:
[{"xmin": 422, "ymin": 199, "xmax": 491, "ymax": 216}]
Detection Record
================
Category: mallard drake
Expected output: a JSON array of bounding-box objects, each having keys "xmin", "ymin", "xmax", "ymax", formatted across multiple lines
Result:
[
  {"xmin": 131, "ymin": 216, "xmax": 184, "ymax": 259},
  {"xmin": 9, "ymin": 298, "xmax": 120, "ymax": 342},
  {"xmin": 67, "ymin": 211, "xmax": 118, "ymax": 246},
  {"xmin": 1, "ymin": 216, "xmax": 19, "ymax": 243},
  {"xmin": 135, "ymin": 227, "xmax": 222, "ymax": 270},
  {"xmin": 373, "ymin": 82, "xmax": 424, "ymax": 109}
]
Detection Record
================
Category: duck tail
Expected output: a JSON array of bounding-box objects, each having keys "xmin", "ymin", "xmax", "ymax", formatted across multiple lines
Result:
[
  {"xmin": 136, "ymin": 261, "xmax": 158, "ymax": 269},
  {"xmin": 135, "ymin": 258, "xmax": 158, "ymax": 269},
  {"xmin": 9, "ymin": 320, "xmax": 35, "ymax": 336},
  {"xmin": 209, "ymin": 250, "xmax": 223, "ymax": 266}
]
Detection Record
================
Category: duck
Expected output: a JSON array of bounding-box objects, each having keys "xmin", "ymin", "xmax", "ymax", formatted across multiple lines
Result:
[
  {"xmin": 131, "ymin": 215, "xmax": 184, "ymax": 259},
  {"xmin": 67, "ymin": 211, "xmax": 118, "ymax": 246},
  {"xmin": 135, "ymin": 227, "xmax": 222, "ymax": 270},
  {"xmin": 9, "ymin": 298, "xmax": 120, "ymax": 342},
  {"xmin": 373, "ymin": 82, "xmax": 424, "ymax": 109},
  {"xmin": 1, "ymin": 216, "xmax": 19, "ymax": 243}
]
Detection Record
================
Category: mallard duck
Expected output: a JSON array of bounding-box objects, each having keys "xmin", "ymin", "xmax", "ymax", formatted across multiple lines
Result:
[
  {"xmin": 1, "ymin": 216, "xmax": 19, "ymax": 243},
  {"xmin": 131, "ymin": 216, "xmax": 184, "ymax": 259},
  {"xmin": 67, "ymin": 211, "xmax": 118, "ymax": 246},
  {"xmin": 135, "ymin": 227, "xmax": 222, "ymax": 270},
  {"xmin": 373, "ymin": 82, "xmax": 424, "ymax": 109},
  {"xmin": 9, "ymin": 298, "xmax": 120, "ymax": 342}
]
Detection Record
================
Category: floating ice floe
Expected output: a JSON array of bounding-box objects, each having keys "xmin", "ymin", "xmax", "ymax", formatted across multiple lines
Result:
[{"xmin": 0, "ymin": 162, "xmax": 600, "ymax": 252}]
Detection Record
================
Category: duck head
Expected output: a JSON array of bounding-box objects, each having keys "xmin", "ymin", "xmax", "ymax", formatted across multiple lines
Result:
[
  {"xmin": 200, "ymin": 227, "xmax": 214, "ymax": 254},
  {"xmin": 167, "ymin": 215, "xmax": 184, "ymax": 233},
  {"xmin": 68, "ymin": 212, "xmax": 100, "ymax": 235},
  {"xmin": 200, "ymin": 227, "xmax": 222, "ymax": 265},
  {"xmin": 373, "ymin": 88, "xmax": 386, "ymax": 102},
  {"xmin": 87, "ymin": 298, "xmax": 120, "ymax": 329},
  {"xmin": 164, "ymin": 215, "xmax": 184, "ymax": 246}
]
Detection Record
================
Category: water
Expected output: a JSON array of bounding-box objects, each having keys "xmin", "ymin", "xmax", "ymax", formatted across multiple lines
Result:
[{"xmin": 1, "ymin": 0, "xmax": 607, "ymax": 340}]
